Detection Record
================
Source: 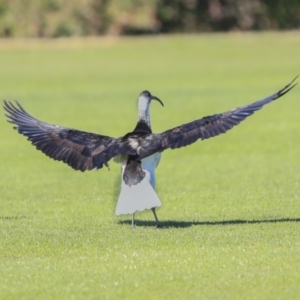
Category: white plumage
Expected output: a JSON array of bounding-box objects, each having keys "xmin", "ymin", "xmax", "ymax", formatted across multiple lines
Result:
[{"xmin": 115, "ymin": 153, "xmax": 162, "ymax": 216}]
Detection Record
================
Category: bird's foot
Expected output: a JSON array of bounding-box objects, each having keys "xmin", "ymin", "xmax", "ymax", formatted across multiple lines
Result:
[
  {"xmin": 131, "ymin": 224, "xmax": 136, "ymax": 230},
  {"xmin": 156, "ymin": 222, "xmax": 163, "ymax": 229}
]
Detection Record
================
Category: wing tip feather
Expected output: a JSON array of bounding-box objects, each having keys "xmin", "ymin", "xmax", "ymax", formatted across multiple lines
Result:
[{"xmin": 277, "ymin": 75, "xmax": 298, "ymax": 98}]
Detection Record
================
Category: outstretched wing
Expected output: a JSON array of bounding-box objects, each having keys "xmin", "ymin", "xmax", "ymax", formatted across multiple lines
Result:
[
  {"xmin": 138, "ymin": 76, "xmax": 298, "ymax": 158},
  {"xmin": 4, "ymin": 101, "xmax": 132, "ymax": 171}
]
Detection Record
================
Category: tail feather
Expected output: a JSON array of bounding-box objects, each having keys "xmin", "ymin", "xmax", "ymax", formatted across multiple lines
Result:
[
  {"xmin": 116, "ymin": 171, "xmax": 161, "ymax": 215},
  {"xmin": 123, "ymin": 160, "xmax": 145, "ymax": 186}
]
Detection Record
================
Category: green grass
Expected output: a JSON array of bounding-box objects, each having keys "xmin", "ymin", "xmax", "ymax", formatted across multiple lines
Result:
[{"xmin": 1, "ymin": 33, "xmax": 300, "ymax": 300}]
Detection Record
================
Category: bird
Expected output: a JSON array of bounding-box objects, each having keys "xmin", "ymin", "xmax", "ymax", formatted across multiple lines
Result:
[
  {"xmin": 3, "ymin": 77, "xmax": 298, "ymax": 227},
  {"xmin": 113, "ymin": 91, "xmax": 164, "ymax": 228}
]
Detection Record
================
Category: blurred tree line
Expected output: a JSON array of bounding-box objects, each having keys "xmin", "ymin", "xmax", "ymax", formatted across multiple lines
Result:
[{"xmin": 0, "ymin": 0, "xmax": 299, "ymax": 37}]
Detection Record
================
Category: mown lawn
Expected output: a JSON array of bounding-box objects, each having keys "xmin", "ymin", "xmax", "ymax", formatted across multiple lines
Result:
[{"xmin": 0, "ymin": 33, "xmax": 300, "ymax": 300}]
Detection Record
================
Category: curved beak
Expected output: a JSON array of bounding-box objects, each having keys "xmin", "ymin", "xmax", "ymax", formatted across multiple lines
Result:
[{"xmin": 151, "ymin": 95, "xmax": 164, "ymax": 107}]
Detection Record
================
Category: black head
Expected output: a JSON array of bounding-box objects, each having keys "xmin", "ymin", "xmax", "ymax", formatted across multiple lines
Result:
[{"xmin": 139, "ymin": 90, "xmax": 164, "ymax": 107}]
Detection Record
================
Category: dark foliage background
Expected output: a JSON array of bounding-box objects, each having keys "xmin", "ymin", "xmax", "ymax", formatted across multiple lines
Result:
[{"xmin": 0, "ymin": 0, "xmax": 299, "ymax": 37}]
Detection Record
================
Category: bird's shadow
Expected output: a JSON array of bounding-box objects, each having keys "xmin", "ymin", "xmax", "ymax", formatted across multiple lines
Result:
[
  {"xmin": 118, "ymin": 217, "xmax": 300, "ymax": 228},
  {"xmin": 0, "ymin": 215, "xmax": 28, "ymax": 220}
]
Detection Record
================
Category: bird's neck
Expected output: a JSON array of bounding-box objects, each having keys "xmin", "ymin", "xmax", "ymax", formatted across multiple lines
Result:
[{"xmin": 138, "ymin": 100, "xmax": 151, "ymax": 128}]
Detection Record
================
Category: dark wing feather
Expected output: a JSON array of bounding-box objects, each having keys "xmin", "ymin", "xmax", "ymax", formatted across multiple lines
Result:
[
  {"xmin": 3, "ymin": 101, "xmax": 130, "ymax": 171},
  {"xmin": 138, "ymin": 77, "xmax": 298, "ymax": 158}
]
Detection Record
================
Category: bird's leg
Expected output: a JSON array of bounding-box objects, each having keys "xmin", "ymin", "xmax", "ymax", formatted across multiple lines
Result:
[
  {"xmin": 131, "ymin": 213, "xmax": 136, "ymax": 229},
  {"xmin": 151, "ymin": 208, "xmax": 162, "ymax": 228}
]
